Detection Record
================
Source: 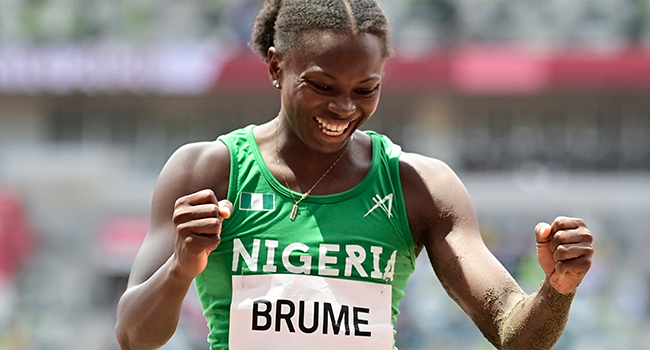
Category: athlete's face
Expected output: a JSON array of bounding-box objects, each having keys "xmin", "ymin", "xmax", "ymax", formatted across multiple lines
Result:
[{"xmin": 270, "ymin": 30, "xmax": 387, "ymax": 154}]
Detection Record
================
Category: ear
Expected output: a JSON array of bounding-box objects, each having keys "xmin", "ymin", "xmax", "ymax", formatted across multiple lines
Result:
[{"xmin": 267, "ymin": 47, "xmax": 283, "ymax": 85}]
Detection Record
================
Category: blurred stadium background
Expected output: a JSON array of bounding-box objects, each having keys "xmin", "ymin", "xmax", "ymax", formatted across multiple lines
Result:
[{"xmin": 1, "ymin": 0, "xmax": 650, "ymax": 349}]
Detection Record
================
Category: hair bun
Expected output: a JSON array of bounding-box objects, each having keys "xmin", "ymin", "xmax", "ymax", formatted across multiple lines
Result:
[{"xmin": 250, "ymin": 0, "xmax": 283, "ymax": 62}]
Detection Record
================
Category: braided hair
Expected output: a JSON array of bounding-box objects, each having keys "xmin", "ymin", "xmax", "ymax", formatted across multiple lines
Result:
[{"xmin": 250, "ymin": 0, "xmax": 392, "ymax": 62}]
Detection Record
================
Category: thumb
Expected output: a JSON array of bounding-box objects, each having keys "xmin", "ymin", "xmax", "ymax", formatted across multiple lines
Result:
[
  {"xmin": 535, "ymin": 222, "xmax": 552, "ymax": 243},
  {"xmin": 218, "ymin": 200, "xmax": 233, "ymax": 219}
]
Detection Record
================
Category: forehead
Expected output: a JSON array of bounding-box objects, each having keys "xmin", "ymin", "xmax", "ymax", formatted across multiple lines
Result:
[{"xmin": 283, "ymin": 30, "xmax": 386, "ymax": 77}]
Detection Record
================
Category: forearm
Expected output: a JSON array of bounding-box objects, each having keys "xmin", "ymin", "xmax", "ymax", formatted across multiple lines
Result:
[
  {"xmin": 496, "ymin": 279, "xmax": 574, "ymax": 350},
  {"xmin": 115, "ymin": 255, "xmax": 194, "ymax": 350}
]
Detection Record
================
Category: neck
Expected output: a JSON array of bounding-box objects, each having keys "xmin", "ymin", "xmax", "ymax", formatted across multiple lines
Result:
[{"xmin": 274, "ymin": 119, "xmax": 354, "ymax": 194}]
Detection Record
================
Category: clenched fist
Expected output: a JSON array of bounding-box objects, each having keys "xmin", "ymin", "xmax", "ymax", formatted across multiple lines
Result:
[
  {"xmin": 172, "ymin": 189, "xmax": 233, "ymax": 279},
  {"xmin": 535, "ymin": 216, "xmax": 594, "ymax": 295}
]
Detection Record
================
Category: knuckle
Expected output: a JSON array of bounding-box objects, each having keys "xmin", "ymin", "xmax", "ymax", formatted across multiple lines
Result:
[
  {"xmin": 210, "ymin": 235, "xmax": 222, "ymax": 247},
  {"xmin": 207, "ymin": 218, "xmax": 222, "ymax": 230},
  {"xmin": 172, "ymin": 212, "xmax": 184, "ymax": 225},
  {"xmin": 172, "ymin": 208, "xmax": 190, "ymax": 225},
  {"xmin": 207, "ymin": 204, "xmax": 220, "ymax": 216},
  {"xmin": 176, "ymin": 221, "xmax": 192, "ymax": 235},
  {"xmin": 581, "ymin": 254, "xmax": 593, "ymax": 266},
  {"xmin": 199, "ymin": 189, "xmax": 217, "ymax": 201},
  {"xmin": 200, "ymin": 218, "xmax": 221, "ymax": 233},
  {"xmin": 174, "ymin": 195, "xmax": 189, "ymax": 208},
  {"xmin": 555, "ymin": 244, "xmax": 569, "ymax": 256}
]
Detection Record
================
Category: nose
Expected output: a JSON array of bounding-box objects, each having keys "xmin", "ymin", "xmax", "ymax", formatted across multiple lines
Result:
[{"xmin": 328, "ymin": 94, "xmax": 356, "ymax": 117}]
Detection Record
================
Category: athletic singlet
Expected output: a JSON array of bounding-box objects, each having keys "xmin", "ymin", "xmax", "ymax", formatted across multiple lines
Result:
[{"xmin": 194, "ymin": 125, "xmax": 416, "ymax": 350}]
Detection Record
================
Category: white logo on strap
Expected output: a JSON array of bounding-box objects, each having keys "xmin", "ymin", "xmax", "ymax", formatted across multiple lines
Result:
[{"xmin": 364, "ymin": 194, "xmax": 393, "ymax": 218}]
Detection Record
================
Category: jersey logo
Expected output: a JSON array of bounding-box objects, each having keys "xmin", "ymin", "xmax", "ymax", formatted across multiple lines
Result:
[
  {"xmin": 364, "ymin": 193, "xmax": 393, "ymax": 218},
  {"xmin": 240, "ymin": 192, "xmax": 275, "ymax": 211}
]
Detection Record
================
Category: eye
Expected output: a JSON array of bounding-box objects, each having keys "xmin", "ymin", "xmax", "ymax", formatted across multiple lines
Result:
[
  {"xmin": 307, "ymin": 80, "xmax": 332, "ymax": 92},
  {"xmin": 355, "ymin": 85, "xmax": 380, "ymax": 96}
]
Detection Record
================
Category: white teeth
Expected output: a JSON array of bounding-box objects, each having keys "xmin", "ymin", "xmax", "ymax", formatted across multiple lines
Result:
[{"xmin": 315, "ymin": 117, "xmax": 349, "ymax": 136}]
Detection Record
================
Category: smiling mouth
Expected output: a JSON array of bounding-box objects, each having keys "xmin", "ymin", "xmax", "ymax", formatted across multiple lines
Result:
[{"xmin": 314, "ymin": 117, "xmax": 350, "ymax": 137}]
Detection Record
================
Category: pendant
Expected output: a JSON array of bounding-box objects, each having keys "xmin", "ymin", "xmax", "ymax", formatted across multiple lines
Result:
[{"xmin": 290, "ymin": 203, "xmax": 299, "ymax": 220}]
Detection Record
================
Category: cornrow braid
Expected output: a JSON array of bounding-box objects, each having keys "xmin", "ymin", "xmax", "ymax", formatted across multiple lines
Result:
[{"xmin": 249, "ymin": 0, "xmax": 392, "ymax": 63}]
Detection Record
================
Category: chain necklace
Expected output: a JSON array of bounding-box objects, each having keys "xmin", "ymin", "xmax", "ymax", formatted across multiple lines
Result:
[{"xmin": 275, "ymin": 120, "xmax": 352, "ymax": 220}]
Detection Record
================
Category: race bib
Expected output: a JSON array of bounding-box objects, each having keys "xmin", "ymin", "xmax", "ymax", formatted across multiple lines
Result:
[{"xmin": 229, "ymin": 274, "xmax": 393, "ymax": 350}]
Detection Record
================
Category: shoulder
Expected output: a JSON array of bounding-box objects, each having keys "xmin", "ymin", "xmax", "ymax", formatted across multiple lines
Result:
[
  {"xmin": 399, "ymin": 152, "xmax": 464, "ymax": 211},
  {"xmin": 399, "ymin": 152, "xmax": 462, "ymax": 195},
  {"xmin": 399, "ymin": 152, "xmax": 477, "ymax": 249},
  {"xmin": 159, "ymin": 140, "xmax": 231, "ymax": 200},
  {"xmin": 171, "ymin": 140, "xmax": 230, "ymax": 168}
]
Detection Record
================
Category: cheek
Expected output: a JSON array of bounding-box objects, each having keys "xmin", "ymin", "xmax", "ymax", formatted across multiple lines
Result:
[
  {"xmin": 281, "ymin": 88, "xmax": 303, "ymax": 112},
  {"xmin": 281, "ymin": 91, "xmax": 317, "ymax": 122},
  {"xmin": 284, "ymin": 90, "xmax": 321, "ymax": 113},
  {"xmin": 360, "ymin": 96, "xmax": 381, "ymax": 115},
  {"xmin": 355, "ymin": 101, "xmax": 379, "ymax": 125}
]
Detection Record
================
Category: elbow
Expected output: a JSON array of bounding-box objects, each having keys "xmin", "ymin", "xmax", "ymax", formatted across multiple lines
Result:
[
  {"xmin": 115, "ymin": 319, "xmax": 172, "ymax": 350},
  {"xmin": 114, "ymin": 321, "xmax": 147, "ymax": 350},
  {"xmin": 115, "ymin": 322, "xmax": 131, "ymax": 350},
  {"xmin": 115, "ymin": 320, "xmax": 140, "ymax": 350}
]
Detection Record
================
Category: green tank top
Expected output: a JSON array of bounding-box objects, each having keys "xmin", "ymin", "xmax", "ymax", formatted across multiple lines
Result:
[{"xmin": 195, "ymin": 125, "xmax": 416, "ymax": 350}]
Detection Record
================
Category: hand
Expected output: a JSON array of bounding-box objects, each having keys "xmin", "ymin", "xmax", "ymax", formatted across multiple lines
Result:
[
  {"xmin": 535, "ymin": 217, "xmax": 594, "ymax": 294},
  {"xmin": 172, "ymin": 189, "xmax": 233, "ymax": 279}
]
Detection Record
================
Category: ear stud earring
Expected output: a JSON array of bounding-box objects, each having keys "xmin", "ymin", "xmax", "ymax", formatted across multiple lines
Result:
[{"xmin": 273, "ymin": 80, "xmax": 281, "ymax": 89}]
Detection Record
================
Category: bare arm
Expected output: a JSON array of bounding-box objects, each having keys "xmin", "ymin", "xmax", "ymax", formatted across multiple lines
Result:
[
  {"xmin": 115, "ymin": 141, "xmax": 232, "ymax": 350},
  {"xmin": 400, "ymin": 153, "xmax": 593, "ymax": 349}
]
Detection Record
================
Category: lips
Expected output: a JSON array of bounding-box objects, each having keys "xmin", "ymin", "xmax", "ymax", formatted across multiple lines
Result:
[{"xmin": 314, "ymin": 117, "xmax": 350, "ymax": 137}]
